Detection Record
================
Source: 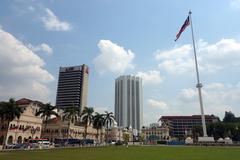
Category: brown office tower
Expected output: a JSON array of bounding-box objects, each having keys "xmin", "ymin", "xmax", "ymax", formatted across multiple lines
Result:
[{"xmin": 56, "ymin": 64, "xmax": 89, "ymax": 111}]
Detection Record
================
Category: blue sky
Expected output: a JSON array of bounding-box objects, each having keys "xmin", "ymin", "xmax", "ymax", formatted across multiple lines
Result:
[{"xmin": 0, "ymin": 0, "xmax": 240, "ymax": 125}]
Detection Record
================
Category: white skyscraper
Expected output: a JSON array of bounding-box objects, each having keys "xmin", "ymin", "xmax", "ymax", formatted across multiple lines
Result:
[{"xmin": 114, "ymin": 75, "xmax": 143, "ymax": 131}]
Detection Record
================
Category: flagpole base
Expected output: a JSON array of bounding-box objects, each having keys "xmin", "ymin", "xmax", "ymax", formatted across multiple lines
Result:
[{"xmin": 198, "ymin": 136, "xmax": 215, "ymax": 143}]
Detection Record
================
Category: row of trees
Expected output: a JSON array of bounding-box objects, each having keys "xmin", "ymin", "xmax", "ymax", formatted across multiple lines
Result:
[
  {"xmin": 223, "ymin": 111, "xmax": 240, "ymax": 123},
  {"xmin": 0, "ymin": 98, "xmax": 115, "ymax": 147},
  {"xmin": 37, "ymin": 103, "xmax": 115, "ymax": 142},
  {"xmin": 192, "ymin": 111, "xmax": 240, "ymax": 141}
]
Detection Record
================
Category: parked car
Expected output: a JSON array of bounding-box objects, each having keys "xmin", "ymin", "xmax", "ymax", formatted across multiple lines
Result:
[
  {"xmin": 115, "ymin": 140, "xmax": 124, "ymax": 146},
  {"xmin": 29, "ymin": 142, "xmax": 39, "ymax": 149},
  {"xmin": 111, "ymin": 141, "xmax": 116, "ymax": 145},
  {"xmin": 38, "ymin": 141, "xmax": 50, "ymax": 149},
  {"xmin": 13, "ymin": 143, "xmax": 28, "ymax": 149},
  {"xmin": 29, "ymin": 139, "xmax": 48, "ymax": 149},
  {"xmin": 5, "ymin": 143, "xmax": 16, "ymax": 149},
  {"xmin": 80, "ymin": 139, "xmax": 95, "ymax": 145}
]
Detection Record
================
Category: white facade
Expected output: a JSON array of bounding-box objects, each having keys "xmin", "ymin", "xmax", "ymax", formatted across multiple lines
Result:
[
  {"xmin": 0, "ymin": 98, "xmax": 43, "ymax": 146},
  {"xmin": 115, "ymin": 75, "xmax": 143, "ymax": 131}
]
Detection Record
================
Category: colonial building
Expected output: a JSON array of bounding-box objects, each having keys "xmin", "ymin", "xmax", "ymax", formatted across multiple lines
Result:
[
  {"xmin": 0, "ymin": 98, "xmax": 43, "ymax": 146},
  {"xmin": 141, "ymin": 124, "xmax": 170, "ymax": 143},
  {"xmin": 0, "ymin": 97, "xmax": 108, "ymax": 148},
  {"xmin": 105, "ymin": 121, "xmax": 135, "ymax": 143},
  {"xmin": 42, "ymin": 117, "xmax": 105, "ymax": 143}
]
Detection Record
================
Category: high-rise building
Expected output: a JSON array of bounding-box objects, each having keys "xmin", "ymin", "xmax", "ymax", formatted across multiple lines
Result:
[
  {"xmin": 56, "ymin": 64, "xmax": 89, "ymax": 111},
  {"xmin": 115, "ymin": 75, "xmax": 143, "ymax": 131}
]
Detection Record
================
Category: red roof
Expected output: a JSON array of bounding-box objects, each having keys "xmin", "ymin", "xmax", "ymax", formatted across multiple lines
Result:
[
  {"xmin": 16, "ymin": 98, "xmax": 33, "ymax": 105},
  {"xmin": 16, "ymin": 98, "xmax": 44, "ymax": 106}
]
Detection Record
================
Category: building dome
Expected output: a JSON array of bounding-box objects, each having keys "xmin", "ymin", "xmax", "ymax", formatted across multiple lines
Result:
[
  {"xmin": 113, "ymin": 120, "xmax": 118, "ymax": 128},
  {"xmin": 224, "ymin": 137, "xmax": 233, "ymax": 144},
  {"xmin": 129, "ymin": 125, "xmax": 132, "ymax": 130},
  {"xmin": 185, "ymin": 137, "xmax": 193, "ymax": 144},
  {"xmin": 217, "ymin": 138, "xmax": 224, "ymax": 143}
]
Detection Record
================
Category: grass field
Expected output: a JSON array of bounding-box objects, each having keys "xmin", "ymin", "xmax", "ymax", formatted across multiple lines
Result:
[{"xmin": 1, "ymin": 146, "xmax": 240, "ymax": 160}]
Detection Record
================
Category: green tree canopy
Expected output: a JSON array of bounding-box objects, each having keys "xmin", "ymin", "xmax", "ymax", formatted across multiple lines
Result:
[
  {"xmin": 80, "ymin": 107, "xmax": 94, "ymax": 139},
  {"xmin": 223, "ymin": 111, "xmax": 236, "ymax": 123}
]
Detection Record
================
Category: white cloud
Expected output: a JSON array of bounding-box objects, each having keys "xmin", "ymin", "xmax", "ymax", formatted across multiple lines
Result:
[
  {"xmin": 178, "ymin": 82, "xmax": 240, "ymax": 117},
  {"xmin": 136, "ymin": 70, "xmax": 163, "ymax": 85},
  {"xmin": 148, "ymin": 99, "xmax": 169, "ymax": 110},
  {"xmin": 0, "ymin": 28, "xmax": 54, "ymax": 102},
  {"xmin": 230, "ymin": 0, "xmax": 240, "ymax": 10},
  {"xmin": 155, "ymin": 44, "xmax": 192, "ymax": 60},
  {"xmin": 41, "ymin": 8, "xmax": 72, "ymax": 31},
  {"xmin": 143, "ymin": 112, "xmax": 161, "ymax": 126},
  {"xmin": 28, "ymin": 43, "xmax": 53, "ymax": 55},
  {"xmin": 143, "ymin": 82, "xmax": 240, "ymax": 124},
  {"xmin": 28, "ymin": 6, "xmax": 35, "ymax": 11},
  {"xmin": 93, "ymin": 40, "xmax": 135, "ymax": 74},
  {"xmin": 180, "ymin": 88, "xmax": 197, "ymax": 100},
  {"xmin": 156, "ymin": 39, "xmax": 240, "ymax": 74},
  {"xmin": 159, "ymin": 58, "xmax": 195, "ymax": 74}
]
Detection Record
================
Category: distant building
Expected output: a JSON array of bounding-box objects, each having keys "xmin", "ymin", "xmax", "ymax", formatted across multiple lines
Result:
[
  {"xmin": 42, "ymin": 117, "xmax": 104, "ymax": 143},
  {"xmin": 141, "ymin": 125, "xmax": 169, "ymax": 144},
  {"xmin": 105, "ymin": 121, "xmax": 124, "ymax": 143},
  {"xmin": 0, "ymin": 97, "xmax": 104, "ymax": 148},
  {"xmin": 114, "ymin": 75, "xmax": 143, "ymax": 131},
  {"xmin": 56, "ymin": 65, "xmax": 89, "ymax": 111},
  {"xmin": 149, "ymin": 123, "xmax": 160, "ymax": 128},
  {"xmin": 0, "ymin": 98, "xmax": 43, "ymax": 146},
  {"xmin": 159, "ymin": 115, "xmax": 219, "ymax": 138}
]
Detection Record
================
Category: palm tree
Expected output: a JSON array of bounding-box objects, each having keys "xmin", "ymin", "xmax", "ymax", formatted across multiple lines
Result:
[
  {"xmin": 0, "ymin": 98, "xmax": 25, "ymax": 148},
  {"xmin": 35, "ymin": 103, "xmax": 59, "ymax": 138},
  {"xmin": 80, "ymin": 107, "xmax": 94, "ymax": 140},
  {"xmin": 63, "ymin": 107, "xmax": 80, "ymax": 141},
  {"xmin": 103, "ymin": 111, "xmax": 115, "ymax": 143},
  {"xmin": 93, "ymin": 112, "xmax": 104, "ymax": 143}
]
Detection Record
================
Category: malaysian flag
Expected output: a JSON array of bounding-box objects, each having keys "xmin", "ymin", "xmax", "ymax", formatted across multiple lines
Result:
[{"xmin": 175, "ymin": 15, "xmax": 190, "ymax": 41}]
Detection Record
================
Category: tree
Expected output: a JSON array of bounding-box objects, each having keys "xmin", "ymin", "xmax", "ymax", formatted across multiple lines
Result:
[
  {"xmin": 103, "ymin": 111, "xmax": 115, "ymax": 143},
  {"xmin": 80, "ymin": 107, "xmax": 94, "ymax": 139},
  {"xmin": 0, "ymin": 98, "xmax": 25, "ymax": 148},
  {"xmin": 35, "ymin": 103, "xmax": 59, "ymax": 138},
  {"xmin": 123, "ymin": 132, "xmax": 130, "ymax": 144},
  {"xmin": 223, "ymin": 111, "xmax": 236, "ymax": 123},
  {"xmin": 63, "ymin": 107, "xmax": 80, "ymax": 141},
  {"xmin": 93, "ymin": 112, "xmax": 104, "ymax": 143},
  {"xmin": 139, "ymin": 133, "xmax": 145, "ymax": 144},
  {"xmin": 0, "ymin": 102, "xmax": 5, "ymax": 120},
  {"xmin": 192, "ymin": 125, "xmax": 203, "ymax": 140},
  {"xmin": 0, "ymin": 102, "xmax": 4, "ymax": 119}
]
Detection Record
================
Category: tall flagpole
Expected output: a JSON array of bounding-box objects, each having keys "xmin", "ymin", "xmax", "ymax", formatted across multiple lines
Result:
[{"xmin": 189, "ymin": 11, "xmax": 207, "ymax": 137}]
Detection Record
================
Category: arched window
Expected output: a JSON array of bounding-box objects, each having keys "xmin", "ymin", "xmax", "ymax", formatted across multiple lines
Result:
[
  {"xmin": 0, "ymin": 135, "xmax": 4, "ymax": 145},
  {"xmin": 17, "ymin": 136, "xmax": 22, "ymax": 143},
  {"xmin": 7, "ymin": 135, "xmax": 13, "ymax": 144}
]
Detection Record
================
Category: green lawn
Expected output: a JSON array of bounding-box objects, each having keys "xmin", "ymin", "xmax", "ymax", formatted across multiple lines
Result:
[{"xmin": 1, "ymin": 146, "xmax": 240, "ymax": 160}]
